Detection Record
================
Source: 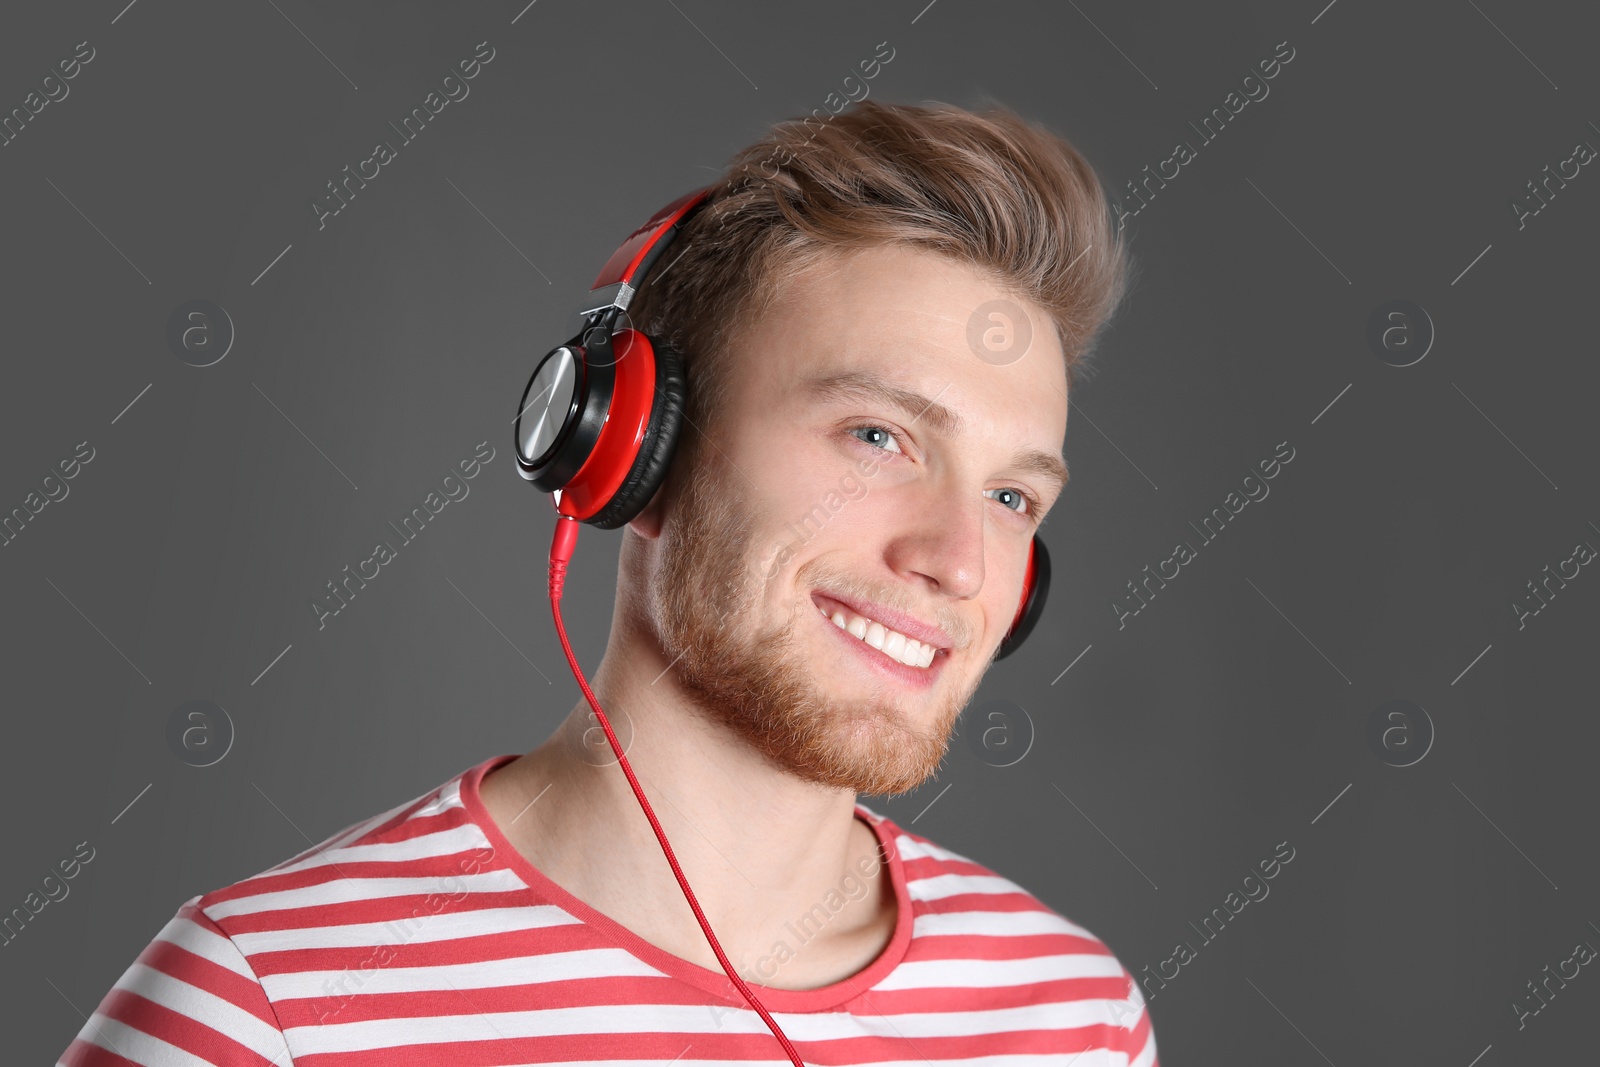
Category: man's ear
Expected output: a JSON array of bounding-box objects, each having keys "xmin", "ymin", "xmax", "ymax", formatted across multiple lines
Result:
[{"xmin": 627, "ymin": 488, "xmax": 666, "ymax": 541}]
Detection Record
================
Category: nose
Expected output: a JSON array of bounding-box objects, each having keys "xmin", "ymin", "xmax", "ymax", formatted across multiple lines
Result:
[{"xmin": 885, "ymin": 485, "xmax": 986, "ymax": 602}]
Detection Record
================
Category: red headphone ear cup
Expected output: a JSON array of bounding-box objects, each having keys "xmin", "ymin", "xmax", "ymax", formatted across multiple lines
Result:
[
  {"xmin": 994, "ymin": 535, "xmax": 1050, "ymax": 661},
  {"xmin": 586, "ymin": 335, "xmax": 687, "ymax": 530}
]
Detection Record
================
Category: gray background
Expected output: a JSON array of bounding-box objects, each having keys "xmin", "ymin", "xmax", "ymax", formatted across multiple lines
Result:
[{"xmin": 4, "ymin": 0, "xmax": 1596, "ymax": 1062}]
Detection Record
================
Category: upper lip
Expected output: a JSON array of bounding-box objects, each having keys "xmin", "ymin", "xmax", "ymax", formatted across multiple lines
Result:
[{"xmin": 811, "ymin": 590, "xmax": 956, "ymax": 652}]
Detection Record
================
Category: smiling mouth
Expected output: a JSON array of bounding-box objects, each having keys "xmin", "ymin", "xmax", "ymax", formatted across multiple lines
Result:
[{"xmin": 811, "ymin": 595, "xmax": 944, "ymax": 670}]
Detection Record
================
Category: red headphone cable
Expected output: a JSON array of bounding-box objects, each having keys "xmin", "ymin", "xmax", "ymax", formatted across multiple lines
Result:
[{"xmin": 547, "ymin": 514, "xmax": 809, "ymax": 1067}]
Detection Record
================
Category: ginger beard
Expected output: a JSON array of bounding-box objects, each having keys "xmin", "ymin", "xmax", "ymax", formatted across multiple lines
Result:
[{"xmin": 648, "ymin": 436, "xmax": 986, "ymax": 798}]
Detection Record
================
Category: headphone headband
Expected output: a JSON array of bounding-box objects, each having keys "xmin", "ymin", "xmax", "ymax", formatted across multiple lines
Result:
[{"xmin": 580, "ymin": 186, "xmax": 714, "ymax": 325}]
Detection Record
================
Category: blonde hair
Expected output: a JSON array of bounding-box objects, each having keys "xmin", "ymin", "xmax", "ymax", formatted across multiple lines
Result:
[{"xmin": 628, "ymin": 97, "xmax": 1134, "ymax": 453}]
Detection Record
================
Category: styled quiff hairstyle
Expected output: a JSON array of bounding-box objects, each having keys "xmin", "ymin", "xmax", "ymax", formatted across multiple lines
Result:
[{"xmin": 626, "ymin": 97, "xmax": 1133, "ymax": 466}]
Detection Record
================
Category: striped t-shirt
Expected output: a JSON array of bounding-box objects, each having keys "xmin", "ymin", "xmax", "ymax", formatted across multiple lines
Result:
[{"xmin": 60, "ymin": 753, "xmax": 1160, "ymax": 1065}]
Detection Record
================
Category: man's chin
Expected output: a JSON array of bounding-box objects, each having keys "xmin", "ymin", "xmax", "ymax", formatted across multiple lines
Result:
[
  {"xmin": 804, "ymin": 700, "xmax": 958, "ymax": 797},
  {"xmin": 652, "ymin": 502, "xmax": 962, "ymax": 796}
]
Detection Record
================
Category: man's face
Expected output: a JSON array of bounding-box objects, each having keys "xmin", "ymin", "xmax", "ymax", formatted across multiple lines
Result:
[{"xmin": 640, "ymin": 243, "xmax": 1070, "ymax": 797}]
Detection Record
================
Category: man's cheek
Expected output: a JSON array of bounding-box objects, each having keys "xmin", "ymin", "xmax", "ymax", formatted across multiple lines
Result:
[
  {"xmin": 856, "ymin": 449, "xmax": 892, "ymax": 479},
  {"xmin": 764, "ymin": 543, "xmax": 794, "ymax": 581}
]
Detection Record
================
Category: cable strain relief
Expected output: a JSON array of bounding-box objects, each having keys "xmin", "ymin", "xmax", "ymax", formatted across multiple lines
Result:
[{"xmin": 548, "ymin": 515, "xmax": 580, "ymax": 602}]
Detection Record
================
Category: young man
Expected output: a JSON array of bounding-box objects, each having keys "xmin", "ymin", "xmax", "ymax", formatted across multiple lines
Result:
[{"xmin": 59, "ymin": 99, "xmax": 1157, "ymax": 1065}]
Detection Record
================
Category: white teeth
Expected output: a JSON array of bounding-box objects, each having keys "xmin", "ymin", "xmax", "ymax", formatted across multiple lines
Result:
[
  {"xmin": 864, "ymin": 621, "xmax": 886, "ymax": 650},
  {"xmin": 819, "ymin": 602, "xmax": 937, "ymax": 669}
]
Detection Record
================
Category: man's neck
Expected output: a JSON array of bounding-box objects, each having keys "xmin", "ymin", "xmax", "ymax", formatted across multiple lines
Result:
[{"xmin": 478, "ymin": 629, "xmax": 899, "ymax": 990}]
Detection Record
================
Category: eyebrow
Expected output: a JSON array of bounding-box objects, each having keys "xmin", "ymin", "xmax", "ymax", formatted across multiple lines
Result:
[{"xmin": 799, "ymin": 370, "xmax": 1070, "ymax": 491}]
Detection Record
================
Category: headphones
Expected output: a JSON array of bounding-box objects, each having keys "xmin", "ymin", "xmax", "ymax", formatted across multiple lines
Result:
[{"xmin": 514, "ymin": 186, "xmax": 1050, "ymax": 660}]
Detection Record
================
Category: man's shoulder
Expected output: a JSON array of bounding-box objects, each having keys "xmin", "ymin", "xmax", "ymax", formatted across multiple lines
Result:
[
  {"xmin": 867, "ymin": 806, "xmax": 1103, "ymax": 930},
  {"xmin": 868, "ymin": 804, "xmax": 1147, "ymax": 982},
  {"xmin": 868, "ymin": 808, "xmax": 1158, "ymax": 1062},
  {"xmin": 191, "ymin": 761, "xmax": 501, "ymax": 935},
  {"xmin": 60, "ymin": 761, "xmax": 519, "ymax": 1059}
]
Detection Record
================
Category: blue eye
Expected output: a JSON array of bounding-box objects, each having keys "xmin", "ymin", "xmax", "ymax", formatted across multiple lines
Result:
[
  {"xmin": 986, "ymin": 487, "xmax": 1031, "ymax": 514},
  {"xmin": 850, "ymin": 425, "xmax": 903, "ymax": 453}
]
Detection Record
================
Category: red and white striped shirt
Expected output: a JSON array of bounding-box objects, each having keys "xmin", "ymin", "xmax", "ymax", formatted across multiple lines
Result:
[{"xmin": 60, "ymin": 754, "xmax": 1159, "ymax": 1065}]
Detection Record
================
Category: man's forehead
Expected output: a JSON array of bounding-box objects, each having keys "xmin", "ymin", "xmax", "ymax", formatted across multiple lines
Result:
[
  {"xmin": 759, "ymin": 249, "xmax": 1066, "ymax": 378},
  {"xmin": 727, "ymin": 244, "xmax": 1069, "ymax": 460}
]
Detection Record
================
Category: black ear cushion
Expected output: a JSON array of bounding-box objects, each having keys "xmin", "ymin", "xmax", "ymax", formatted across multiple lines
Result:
[
  {"xmin": 587, "ymin": 336, "xmax": 688, "ymax": 530},
  {"xmin": 994, "ymin": 536, "xmax": 1050, "ymax": 661}
]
